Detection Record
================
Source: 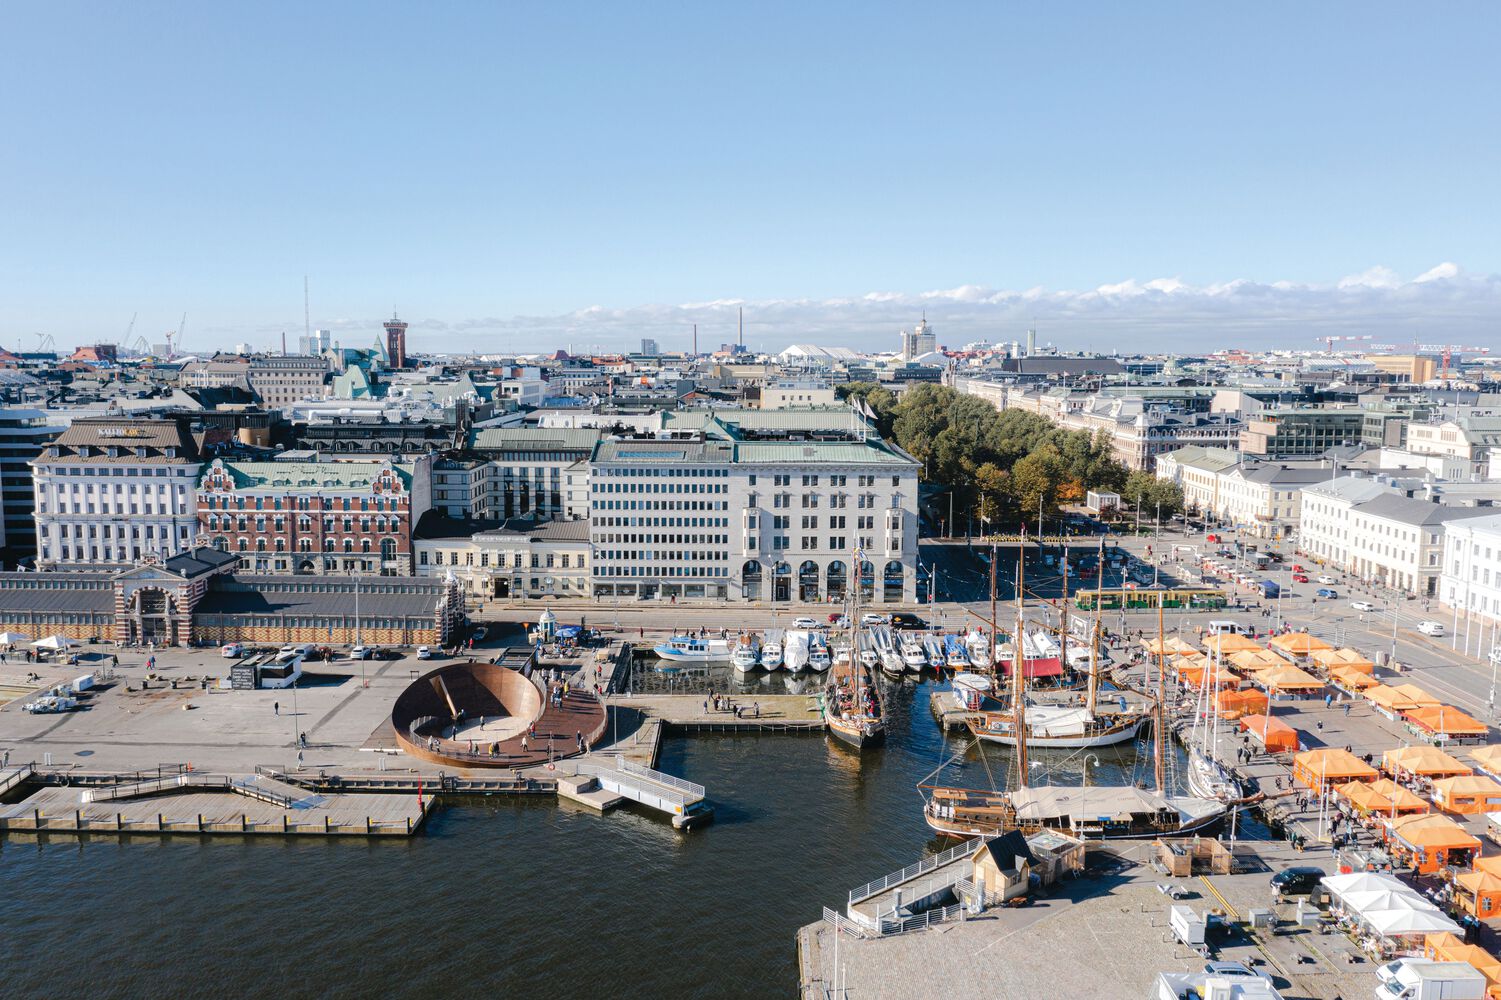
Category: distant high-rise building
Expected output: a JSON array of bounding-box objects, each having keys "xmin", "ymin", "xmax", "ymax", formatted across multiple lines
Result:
[
  {"xmin": 383, "ymin": 312, "xmax": 408, "ymax": 369},
  {"xmin": 1025, "ymin": 329, "xmax": 1037, "ymax": 358},
  {"xmin": 299, "ymin": 328, "xmax": 332, "ymax": 356},
  {"xmin": 899, "ymin": 318, "xmax": 937, "ymax": 360},
  {"xmin": 641, "ymin": 338, "xmax": 660, "ymax": 356}
]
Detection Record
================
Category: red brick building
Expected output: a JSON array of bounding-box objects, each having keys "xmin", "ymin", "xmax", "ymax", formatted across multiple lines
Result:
[{"xmin": 197, "ymin": 456, "xmax": 432, "ymax": 576}]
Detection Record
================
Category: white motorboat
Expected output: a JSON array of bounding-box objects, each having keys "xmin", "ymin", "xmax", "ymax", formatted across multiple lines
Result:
[
  {"xmin": 832, "ymin": 641, "xmax": 851, "ymax": 666},
  {"xmin": 784, "ymin": 630, "xmax": 810, "ymax": 671},
  {"xmin": 761, "ymin": 630, "xmax": 784, "ymax": 670},
  {"xmin": 900, "ymin": 635, "xmax": 927, "ymax": 669},
  {"xmin": 808, "ymin": 633, "xmax": 831, "ymax": 671},
  {"xmin": 943, "ymin": 635, "xmax": 970, "ymax": 669},
  {"xmin": 965, "ymin": 629, "xmax": 992, "ymax": 667},
  {"xmin": 731, "ymin": 635, "xmax": 761, "ymax": 673},
  {"xmin": 653, "ymin": 636, "xmax": 732, "ymax": 662},
  {"xmin": 951, "ymin": 671, "xmax": 993, "ymax": 710}
]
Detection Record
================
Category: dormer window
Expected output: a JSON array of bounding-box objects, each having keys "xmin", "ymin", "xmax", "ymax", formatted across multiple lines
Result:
[
  {"xmin": 165, "ymin": 447, "xmax": 176, "ymax": 458},
  {"xmin": 108, "ymin": 447, "xmax": 119, "ymax": 458},
  {"xmin": 135, "ymin": 447, "xmax": 146, "ymax": 458}
]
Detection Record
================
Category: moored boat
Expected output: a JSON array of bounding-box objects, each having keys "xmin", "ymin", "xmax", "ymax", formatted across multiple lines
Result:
[
  {"xmin": 653, "ymin": 635, "xmax": 732, "ymax": 662},
  {"xmin": 731, "ymin": 634, "xmax": 761, "ymax": 673}
]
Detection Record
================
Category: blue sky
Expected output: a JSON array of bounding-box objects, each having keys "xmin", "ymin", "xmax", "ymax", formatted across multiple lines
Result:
[{"xmin": 2, "ymin": 3, "xmax": 1499, "ymax": 354}]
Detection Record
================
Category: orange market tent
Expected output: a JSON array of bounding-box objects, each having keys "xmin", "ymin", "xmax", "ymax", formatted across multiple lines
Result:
[
  {"xmin": 1432, "ymin": 774, "xmax": 1501, "ymax": 815},
  {"xmin": 1294, "ymin": 747, "xmax": 1377, "ymax": 788},
  {"xmin": 1336, "ymin": 781, "xmax": 1398, "ymax": 816},
  {"xmin": 1366, "ymin": 684, "xmax": 1442, "ymax": 715},
  {"xmin": 1203, "ymin": 633, "xmax": 1262, "ymax": 656},
  {"xmin": 1365, "ymin": 778, "xmax": 1432, "ymax": 815},
  {"xmin": 1471, "ymin": 745, "xmax": 1501, "ymax": 779},
  {"xmin": 1218, "ymin": 688, "xmax": 1270, "ymax": 720},
  {"xmin": 1388, "ymin": 813, "xmax": 1482, "ymax": 874},
  {"xmin": 1310, "ymin": 647, "xmax": 1376, "ymax": 675},
  {"xmin": 1178, "ymin": 659, "xmax": 1241, "ymax": 690},
  {"xmin": 1405, "ymin": 705, "xmax": 1490, "ymax": 741},
  {"xmin": 1142, "ymin": 635, "xmax": 1197, "ymax": 656},
  {"xmin": 1424, "ymin": 933, "xmax": 1501, "ymax": 980},
  {"xmin": 1382, "ymin": 745, "xmax": 1473, "ymax": 779},
  {"xmin": 1230, "ymin": 649, "xmax": 1285, "ymax": 672},
  {"xmin": 1240, "ymin": 714, "xmax": 1298, "ymax": 752},
  {"xmin": 1330, "ymin": 665, "xmax": 1380, "ymax": 691},
  {"xmin": 1269, "ymin": 632, "xmax": 1333, "ymax": 657},
  {"xmin": 1253, "ymin": 663, "xmax": 1326, "ymax": 696}
]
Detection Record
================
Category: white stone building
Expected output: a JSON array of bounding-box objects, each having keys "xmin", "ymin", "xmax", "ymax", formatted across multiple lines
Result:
[
  {"xmin": 1439, "ymin": 514, "xmax": 1501, "ymax": 660},
  {"xmin": 33, "ymin": 417, "xmax": 205, "ymax": 567},
  {"xmin": 413, "ymin": 515, "xmax": 591, "ymax": 599},
  {"xmin": 589, "ymin": 423, "xmax": 920, "ymax": 605}
]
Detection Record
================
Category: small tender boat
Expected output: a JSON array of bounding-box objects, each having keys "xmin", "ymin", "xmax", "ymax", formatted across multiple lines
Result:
[
  {"xmin": 653, "ymin": 636, "xmax": 732, "ymax": 662},
  {"xmin": 950, "ymin": 671, "xmax": 993, "ymax": 710}
]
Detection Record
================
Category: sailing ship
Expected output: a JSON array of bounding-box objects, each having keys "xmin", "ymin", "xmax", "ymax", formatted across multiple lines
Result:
[
  {"xmin": 921, "ymin": 534, "xmax": 1226, "ymax": 841},
  {"xmin": 823, "ymin": 549, "xmax": 885, "ymax": 750},
  {"xmin": 1183, "ymin": 639, "xmax": 1244, "ymax": 803}
]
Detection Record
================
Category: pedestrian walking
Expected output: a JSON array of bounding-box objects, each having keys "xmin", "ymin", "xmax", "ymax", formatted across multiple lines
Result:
[
  {"xmin": 1343, "ymin": 702, "xmax": 1350, "ymax": 717},
  {"xmin": 274, "ymin": 701, "xmax": 280, "ymax": 716}
]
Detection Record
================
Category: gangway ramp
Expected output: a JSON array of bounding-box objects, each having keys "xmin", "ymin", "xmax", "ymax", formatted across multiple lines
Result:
[
  {"xmin": 568, "ymin": 754, "xmax": 712, "ymax": 829},
  {"xmin": 845, "ymin": 835, "xmax": 992, "ymax": 927},
  {"xmin": 0, "ymin": 764, "xmax": 33, "ymax": 797}
]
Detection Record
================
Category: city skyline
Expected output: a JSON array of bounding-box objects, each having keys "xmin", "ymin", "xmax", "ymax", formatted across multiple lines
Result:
[{"xmin": 3, "ymin": 4, "xmax": 1499, "ymax": 353}]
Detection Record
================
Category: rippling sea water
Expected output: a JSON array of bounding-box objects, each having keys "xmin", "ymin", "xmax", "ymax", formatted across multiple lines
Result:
[{"xmin": 0, "ymin": 677, "xmax": 1195, "ymax": 999}]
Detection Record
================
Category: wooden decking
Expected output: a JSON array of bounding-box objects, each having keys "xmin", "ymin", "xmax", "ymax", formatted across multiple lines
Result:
[{"xmin": 0, "ymin": 779, "xmax": 431, "ymax": 837}]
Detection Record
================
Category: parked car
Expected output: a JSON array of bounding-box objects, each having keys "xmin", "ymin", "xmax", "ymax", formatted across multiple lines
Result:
[
  {"xmin": 791, "ymin": 616, "xmax": 819, "ymax": 629},
  {"xmin": 1270, "ymin": 866, "xmax": 1325, "ymax": 899},
  {"xmin": 1203, "ymin": 961, "xmax": 1270, "ymax": 982},
  {"xmin": 1316, "ymin": 588, "xmax": 1339, "ymax": 599},
  {"xmin": 349, "ymin": 645, "xmax": 370, "ymax": 660},
  {"xmin": 1417, "ymin": 620, "xmax": 1446, "ymax": 637},
  {"xmin": 890, "ymin": 612, "xmax": 928, "ymax": 629},
  {"xmin": 1206, "ymin": 533, "xmax": 1221, "ymax": 543},
  {"xmin": 1292, "ymin": 564, "xmax": 1305, "ymax": 573},
  {"xmin": 416, "ymin": 645, "xmax": 432, "ymax": 659},
  {"xmin": 1292, "ymin": 573, "xmax": 1309, "ymax": 583},
  {"xmin": 860, "ymin": 613, "xmax": 890, "ymax": 626},
  {"xmin": 1350, "ymin": 600, "xmax": 1377, "ymax": 613},
  {"xmin": 220, "ymin": 643, "xmax": 244, "ymax": 658},
  {"xmin": 470, "ymin": 626, "xmax": 489, "ymax": 643},
  {"xmin": 1317, "ymin": 574, "xmax": 1336, "ymax": 585},
  {"xmin": 829, "ymin": 615, "xmax": 850, "ymax": 630}
]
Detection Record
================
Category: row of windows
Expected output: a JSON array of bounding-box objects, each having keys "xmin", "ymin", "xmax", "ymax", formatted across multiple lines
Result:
[
  {"xmin": 420, "ymin": 550, "xmax": 584, "ymax": 568},
  {"xmin": 204, "ymin": 494, "xmax": 403, "ymax": 512},
  {"xmin": 39, "ymin": 466, "xmax": 191, "ymax": 477},
  {"xmin": 597, "ymin": 534, "xmax": 727, "ymax": 545},
  {"xmin": 214, "ymin": 536, "xmax": 399, "ymax": 556},
  {"xmin": 595, "ymin": 516, "xmax": 728, "ymax": 528},
  {"xmin": 597, "ymin": 550, "xmax": 728, "ymax": 563},
  {"xmin": 596, "ymin": 565, "xmax": 729, "ymax": 578},
  {"xmin": 593, "ymin": 500, "xmax": 729, "ymax": 512},
  {"xmin": 205, "ymin": 515, "xmax": 403, "ymax": 533},
  {"xmin": 594, "ymin": 482, "xmax": 727, "ymax": 495}
]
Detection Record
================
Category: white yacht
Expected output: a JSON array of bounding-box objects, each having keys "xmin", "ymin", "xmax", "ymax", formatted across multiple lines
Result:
[
  {"xmin": 900, "ymin": 635, "xmax": 927, "ymax": 669},
  {"xmin": 784, "ymin": 630, "xmax": 811, "ymax": 671},
  {"xmin": 808, "ymin": 633, "xmax": 831, "ymax": 671},
  {"xmin": 761, "ymin": 630, "xmax": 784, "ymax": 670},
  {"xmin": 653, "ymin": 636, "xmax": 732, "ymax": 662},
  {"xmin": 731, "ymin": 635, "xmax": 761, "ymax": 673}
]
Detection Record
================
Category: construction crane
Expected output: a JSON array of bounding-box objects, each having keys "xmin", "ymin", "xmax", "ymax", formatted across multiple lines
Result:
[
  {"xmin": 165, "ymin": 312, "xmax": 186, "ymax": 360},
  {"xmin": 1315, "ymin": 334, "xmax": 1372, "ymax": 353},
  {"xmin": 35, "ymin": 333, "xmax": 56, "ymax": 353},
  {"xmin": 123, "ymin": 312, "xmax": 137, "ymax": 346},
  {"xmin": 1419, "ymin": 344, "xmax": 1492, "ymax": 382}
]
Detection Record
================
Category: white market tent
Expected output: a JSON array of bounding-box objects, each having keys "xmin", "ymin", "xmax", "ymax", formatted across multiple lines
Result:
[
  {"xmin": 1363, "ymin": 908, "xmax": 1462, "ymax": 936},
  {"xmin": 0, "ymin": 632, "xmax": 30, "ymax": 644},
  {"xmin": 32, "ymin": 635, "xmax": 80, "ymax": 650}
]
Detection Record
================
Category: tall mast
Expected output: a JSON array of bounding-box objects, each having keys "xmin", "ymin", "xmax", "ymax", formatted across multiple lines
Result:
[
  {"xmin": 988, "ymin": 537, "xmax": 998, "ymax": 677},
  {"xmin": 1059, "ymin": 548, "xmax": 1069, "ymax": 674},
  {"xmin": 1087, "ymin": 536, "xmax": 1104, "ymax": 716},
  {"xmin": 1013, "ymin": 535, "xmax": 1029, "ymax": 788},
  {"xmin": 1154, "ymin": 599, "xmax": 1166, "ymax": 794}
]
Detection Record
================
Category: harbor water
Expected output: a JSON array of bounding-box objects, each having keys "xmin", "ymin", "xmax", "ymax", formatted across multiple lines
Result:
[{"xmin": 0, "ymin": 676, "xmax": 1205, "ymax": 999}]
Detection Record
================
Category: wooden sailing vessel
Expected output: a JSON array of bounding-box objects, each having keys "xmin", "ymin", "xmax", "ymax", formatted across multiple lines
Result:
[
  {"xmin": 921, "ymin": 532, "xmax": 1226, "ymax": 841},
  {"xmin": 823, "ymin": 548, "xmax": 885, "ymax": 750}
]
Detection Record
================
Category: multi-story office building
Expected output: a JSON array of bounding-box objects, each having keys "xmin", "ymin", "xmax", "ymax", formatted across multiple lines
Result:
[
  {"xmin": 1439, "ymin": 514, "xmax": 1501, "ymax": 660},
  {"xmin": 899, "ymin": 319, "xmax": 937, "ymax": 360},
  {"xmin": 0, "ymin": 408, "xmax": 65, "ymax": 562},
  {"xmin": 196, "ymin": 455, "xmax": 432, "ymax": 575},
  {"xmin": 589, "ymin": 414, "xmax": 920, "ymax": 603},
  {"xmin": 466, "ymin": 427, "xmax": 599, "ymax": 520},
  {"xmin": 247, "ymin": 355, "xmax": 329, "ymax": 409},
  {"xmin": 33, "ymin": 416, "xmax": 206, "ymax": 566},
  {"xmin": 761, "ymin": 380, "xmax": 838, "ymax": 409},
  {"xmin": 1156, "ymin": 446, "xmax": 1337, "ymax": 539},
  {"xmin": 1406, "ymin": 416, "xmax": 1501, "ymax": 475},
  {"xmin": 1238, "ymin": 408, "xmax": 1366, "ymax": 459}
]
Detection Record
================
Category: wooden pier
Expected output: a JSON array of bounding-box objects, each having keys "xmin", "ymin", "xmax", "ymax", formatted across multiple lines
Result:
[{"xmin": 0, "ymin": 773, "xmax": 433, "ymax": 838}]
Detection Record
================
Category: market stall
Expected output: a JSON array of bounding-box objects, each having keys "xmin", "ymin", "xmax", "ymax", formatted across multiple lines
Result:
[
  {"xmin": 1471, "ymin": 745, "xmax": 1501, "ymax": 781},
  {"xmin": 1239, "ymin": 713, "xmax": 1297, "ymax": 752},
  {"xmin": 1202, "ymin": 633, "xmax": 1262, "ymax": 657},
  {"xmin": 1433, "ymin": 774, "xmax": 1501, "ymax": 815},
  {"xmin": 1252, "ymin": 662, "xmax": 1327, "ymax": 699},
  {"xmin": 1405, "ymin": 705, "xmax": 1490, "ymax": 746},
  {"xmin": 1310, "ymin": 647, "xmax": 1376, "ymax": 676},
  {"xmin": 1383, "ymin": 745, "xmax": 1473, "ymax": 782},
  {"xmin": 1269, "ymin": 631, "xmax": 1333, "ymax": 660},
  {"xmin": 1387, "ymin": 812, "xmax": 1483, "ymax": 874},
  {"xmin": 1217, "ymin": 688, "xmax": 1270, "ymax": 720},
  {"xmin": 1294, "ymin": 747, "xmax": 1379, "ymax": 789}
]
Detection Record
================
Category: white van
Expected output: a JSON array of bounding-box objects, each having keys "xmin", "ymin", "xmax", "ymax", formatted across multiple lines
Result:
[
  {"xmin": 1417, "ymin": 620, "xmax": 1446, "ymax": 637},
  {"xmin": 1206, "ymin": 620, "xmax": 1254, "ymax": 636}
]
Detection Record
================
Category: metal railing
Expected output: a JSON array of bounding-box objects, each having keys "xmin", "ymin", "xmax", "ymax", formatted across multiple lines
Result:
[
  {"xmin": 878, "ymin": 900, "xmax": 967, "ymax": 937},
  {"xmin": 617, "ymin": 755, "xmax": 705, "ymax": 798},
  {"xmin": 821, "ymin": 906, "xmax": 868, "ymax": 939},
  {"xmin": 569, "ymin": 759, "xmax": 693, "ymax": 807},
  {"xmin": 848, "ymin": 834, "xmax": 991, "ymax": 904}
]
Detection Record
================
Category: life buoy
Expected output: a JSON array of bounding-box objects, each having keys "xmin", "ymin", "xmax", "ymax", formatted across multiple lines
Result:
[{"xmin": 546, "ymin": 763, "xmax": 556, "ymax": 771}]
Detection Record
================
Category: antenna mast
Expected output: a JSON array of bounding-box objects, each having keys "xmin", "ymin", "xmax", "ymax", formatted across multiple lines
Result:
[
  {"xmin": 1154, "ymin": 600, "xmax": 1166, "ymax": 794},
  {"xmin": 1013, "ymin": 533, "xmax": 1029, "ymax": 787}
]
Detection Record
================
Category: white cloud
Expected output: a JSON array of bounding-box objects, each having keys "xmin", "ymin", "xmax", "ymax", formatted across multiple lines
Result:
[{"xmin": 226, "ymin": 263, "xmax": 1501, "ymax": 356}]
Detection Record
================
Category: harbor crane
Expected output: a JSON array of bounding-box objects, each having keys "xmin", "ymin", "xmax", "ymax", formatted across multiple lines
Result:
[
  {"xmin": 1419, "ymin": 343, "xmax": 1492, "ymax": 381},
  {"xmin": 1315, "ymin": 334, "xmax": 1372, "ymax": 353},
  {"xmin": 35, "ymin": 333, "xmax": 56, "ymax": 353},
  {"xmin": 165, "ymin": 313, "xmax": 186, "ymax": 360}
]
